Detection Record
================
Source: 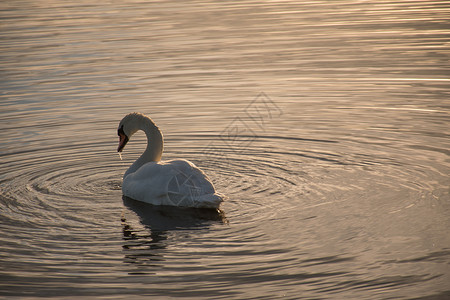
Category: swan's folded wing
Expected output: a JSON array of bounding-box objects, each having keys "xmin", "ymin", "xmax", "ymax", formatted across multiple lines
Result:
[{"xmin": 122, "ymin": 159, "xmax": 224, "ymax": 208}]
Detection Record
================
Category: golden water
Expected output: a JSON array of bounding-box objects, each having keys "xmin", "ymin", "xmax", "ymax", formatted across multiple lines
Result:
[{"xmin": 1, "ymin": 1, "xmax": 449, "ymax": 298}]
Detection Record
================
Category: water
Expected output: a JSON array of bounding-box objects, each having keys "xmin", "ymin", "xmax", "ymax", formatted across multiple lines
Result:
[{"xmin": 1, "ymin": 1, "xmax": 449, "ymax": 298}]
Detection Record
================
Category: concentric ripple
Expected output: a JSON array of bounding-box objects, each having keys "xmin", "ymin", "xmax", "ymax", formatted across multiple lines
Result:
[
  {"xmin": 1, "ymin": 141, "xmax": 121, "ymax": 228},
  {"xmin": 1, "ymin": 122, "xmax": 449, "ymax": 298}
]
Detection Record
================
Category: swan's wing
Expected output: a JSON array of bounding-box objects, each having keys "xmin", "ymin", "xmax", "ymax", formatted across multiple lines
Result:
[
  {"xmin": 122, "ymin": 162, "xmax": 176, "ymax": 205},
  {"xmin": 122, "ymin": 160, "xmax": 223, "ymax": 208}
]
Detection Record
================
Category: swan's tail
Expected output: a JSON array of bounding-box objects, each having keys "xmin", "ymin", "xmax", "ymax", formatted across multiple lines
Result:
[{"xmin": 194, "ymin": 193, "xmax": 224, "ymax": 209}]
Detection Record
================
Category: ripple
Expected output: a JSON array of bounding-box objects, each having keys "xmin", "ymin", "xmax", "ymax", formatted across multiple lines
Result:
[
  {"xmin": 0, "ymin": 141, "xmax": 122, "ymax": 229},
  {"xmin": 1, "ymin": 120, "xmax": 448, "ymax": 299},
  {"xmin": 1, "ymin": 129, "xmax": 446, "ymax": 237}
]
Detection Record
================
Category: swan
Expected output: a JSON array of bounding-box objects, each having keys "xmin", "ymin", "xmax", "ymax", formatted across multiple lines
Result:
[{"xmin": 117, "ymin": 112, "xmax": 224, "ymax": 209}]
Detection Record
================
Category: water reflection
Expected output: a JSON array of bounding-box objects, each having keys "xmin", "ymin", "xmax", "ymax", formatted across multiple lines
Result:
[
  {"xmin": 121, "ymin": 196, "xmax": 227, "ymax": 267},
  {"xmin": 122, "ymin": 196, "xmax": 227, "ymax": 230}
]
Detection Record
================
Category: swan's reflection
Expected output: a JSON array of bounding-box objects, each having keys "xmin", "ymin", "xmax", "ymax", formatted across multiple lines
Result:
[{"xmin": 121, "ymin": 196, "xmax": 226, "ymax": 267}]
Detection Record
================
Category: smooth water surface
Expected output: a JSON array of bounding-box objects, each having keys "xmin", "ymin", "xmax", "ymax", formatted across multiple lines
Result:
[{"xmin": 1, "ymin": 1, "xmax": 449, "ymax": 299}]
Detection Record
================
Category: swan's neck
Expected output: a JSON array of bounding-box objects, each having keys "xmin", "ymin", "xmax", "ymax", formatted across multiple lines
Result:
[
  {"xmin": 125, "ymin": 117, "xmax": 163, "ymax": 178},
  {"xmin": 141, "ymin": 118, "xmax": 163, "ymax": 163}
]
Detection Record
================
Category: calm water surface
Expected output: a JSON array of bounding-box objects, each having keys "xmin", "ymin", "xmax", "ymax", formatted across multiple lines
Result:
[{"xmin": 1, "ymin": 1, "xmax": 449, "ymax": 299}]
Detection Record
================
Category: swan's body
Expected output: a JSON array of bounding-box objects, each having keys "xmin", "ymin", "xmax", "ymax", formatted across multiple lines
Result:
[{"xmin": 117, "ymin": 112, "xmax": 223, "ymax": 209}]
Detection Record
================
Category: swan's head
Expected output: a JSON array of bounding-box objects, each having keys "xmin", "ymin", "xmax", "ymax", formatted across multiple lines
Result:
[{"xmin": 117, "ymin": 112, "xmax": 143, "ymax": 152}]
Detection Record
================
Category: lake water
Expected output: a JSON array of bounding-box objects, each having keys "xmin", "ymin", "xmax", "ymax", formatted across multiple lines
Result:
[{"xmin": 1, "ymin": 1, "xmax": 449, "ymax": 299}]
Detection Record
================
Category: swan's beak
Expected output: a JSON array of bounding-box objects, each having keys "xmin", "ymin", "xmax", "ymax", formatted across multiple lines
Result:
[
  {"xmin": 118, "ymin": 130, "xmax": 129, "ymax": 152},
  {"xmin": 118, "ymin": 133, "xmax": 128, "ymax": 152}
]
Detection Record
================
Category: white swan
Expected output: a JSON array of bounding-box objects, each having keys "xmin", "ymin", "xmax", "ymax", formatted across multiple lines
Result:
[{"xmin": 117, "ymin": 112, "xmax": 224, "ymax": 209}]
